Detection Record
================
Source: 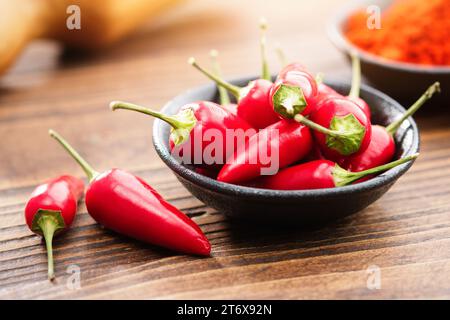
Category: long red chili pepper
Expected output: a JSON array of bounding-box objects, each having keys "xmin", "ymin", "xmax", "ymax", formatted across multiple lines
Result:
[
  {"xmin": 294, "ymin": 97, "xmax": 372, "ymax": 161},
  {"xmin": 110, "ymin": 101, "xmax": 253, "ymax": 166},
  {"xmin": 217, "ymin": 120, "xmax": 313, "ymax": 184},
  {"xmin": 48, "ymin": 130, "xmax": 211, "ymax": 256},
  {"xmin": 344, "ymin": 82, "xmax": 440, "ymax": 172},
  {"xmin": 25, "ymin": 175, "xmax": 84, "ymax": 280},
  {"xmin": 270, "ymin": 63, "xmax": 318, "ymax": 118},
  {"xmin": 260, "ymin": 154, "xmax": 418, "ymax": 190}
]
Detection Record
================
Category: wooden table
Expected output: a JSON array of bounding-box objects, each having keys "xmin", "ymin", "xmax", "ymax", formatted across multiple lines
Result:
[{"xmin": 1, "ymin": 0, "xmax": 449, "ymax": 299}]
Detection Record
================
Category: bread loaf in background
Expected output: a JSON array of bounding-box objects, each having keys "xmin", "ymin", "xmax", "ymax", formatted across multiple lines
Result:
[{"xmin": 0, "ymin": 0, "xmax": 182, "ymax": 75}]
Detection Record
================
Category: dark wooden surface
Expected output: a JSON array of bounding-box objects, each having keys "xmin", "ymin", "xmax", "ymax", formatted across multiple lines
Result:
[{"xmin": 1, "ymin": 0, "xmax": 450, "ymax": 299}]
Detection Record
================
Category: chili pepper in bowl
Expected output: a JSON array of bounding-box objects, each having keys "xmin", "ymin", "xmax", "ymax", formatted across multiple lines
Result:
[
  {"xmin": 293, "ymin": 97, "xmax": 372, "ymax": 161},
  {"xmin": 217, "ymin": 120, "xmax": 312, "ymax": 184},
  {"xmin": 344, "ymin": 82, "xmax": 440, "ymax": 173},
  {"xmin": 48, "ymin": 130, "xmax": 211, "ymax": 256},
  {"xmin": 111, "ymin": 101, "xmax": 253, "ymax": 166},
  {"xmin": 25, "ymin": 175, "xmax": 84, "ymax": 280},
  {"xmin": 309, "ymin": 73, "xmax": 342, "ymax": 106},
  {"xmin": 270, "ymin": 63, "xmax": 318, "ymax": 119},
  {"xmin": 260, "ymin": 154, "xmax": 418, "ymax": 190},
  {"xmin": 189, "ymin": 58, "xmax": 277, "ymax": 129},
  {"xmin": 188, "ymin": 20, "xmax": 278, "ymax": 129}
]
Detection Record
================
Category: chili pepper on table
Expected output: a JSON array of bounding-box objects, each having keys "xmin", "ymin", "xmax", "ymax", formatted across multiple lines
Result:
[
  {"xmin": 270, "ymin": 63, "xmax": 318, "ymax": 118},
  {"xmin": 217, "ymin": 120, "xmax": 313, "ymax": 184},
  {"xmin": 344, "ymin": 82, "xmax": 440, "ymax": 173},
  {"xmin": 293, "ymin": 97, "xmax": 372, "ymax": 161},
  {"xmin": 188, "ymin": 21, "xmax": 279, "ymax": 129},
  {"xmin": 260, "ymin": 154, "xmax": 419, "ymax": 190},
  {"xmin": 111, "ymin": 101, "xmax": 253, "ymax": 166},
  {"xmin": 25, "ymin": 175, "xmax": 84, "ymax": 280},
  {"xmin": 48, "ymin": 130, "xmax": 211, "ymax": 256}
]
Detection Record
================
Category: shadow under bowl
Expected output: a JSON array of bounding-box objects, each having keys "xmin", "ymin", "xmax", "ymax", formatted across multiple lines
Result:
[
  {"xmin": 153, "ymin": 77, "xmax": 419, "ymax": 226},
  {"xmin": 328, "ymin": 0, "xmax": 450, "ymax": 107}
]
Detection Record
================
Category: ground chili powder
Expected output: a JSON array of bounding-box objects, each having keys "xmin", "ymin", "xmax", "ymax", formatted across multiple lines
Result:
[{"xmin": 345, "ymin": 0, "xmax": 450, "ymax": 66}]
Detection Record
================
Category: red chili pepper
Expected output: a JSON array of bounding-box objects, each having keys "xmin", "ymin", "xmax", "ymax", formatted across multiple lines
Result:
[
  {"xmin": 111, "ymin": 101, "xmax": 253, "ymax": 166},
  {"xmin": 49, "ymin": 130, "xmax": 211, "ymax": 256},
  {"xmin": 293, "ymin": 97, "xmax": 372, "ymax": 161},
  {"xmin": 189, "ymin": 58, "xmax": 277, "ymax": 129},
  {"xmin": 269, "ymin": 63, "xmax": 318, "ymax": 118},
  {"xmin": 25, "ymin": 175, "xmax": 84, "ymax": 280},
  {"xmin": 188, "ymin": 21, "xmax": 279, "ymax": 129},
  {"xmin": 260, "ymin": 154, "xmax": 418, "ymax": 190},
  {"xmin": 307, "ymin": 73, "xmax": 341, "ymax": 108},
  {"xmin": 344, "ymin": 82, "xmax": 440, "ymax": 173},
  {"xmin": 217, "ymin": 120, "xmax": 312, "ymax": 184},
  {"xmin": 346, "ymin": 53, "xmax": 371, "ymax": 119}
]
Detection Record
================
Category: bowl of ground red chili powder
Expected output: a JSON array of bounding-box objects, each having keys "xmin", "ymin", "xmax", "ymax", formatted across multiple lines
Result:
[{"xmin": 329, "ymin": 0, "xmax": 449, "ymax": 106}]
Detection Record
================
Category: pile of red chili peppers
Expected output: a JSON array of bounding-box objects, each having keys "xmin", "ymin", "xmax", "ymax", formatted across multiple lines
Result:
[{"xmin": 25, "ymin": 20, "xmax": 440, "ymax": 281}]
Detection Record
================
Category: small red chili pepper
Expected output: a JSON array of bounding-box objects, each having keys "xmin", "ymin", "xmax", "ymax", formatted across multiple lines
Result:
[
  {"xmin": 293, "ymin": 97, "xmax": 372, "ymax": 161},
  {"xmin": 110, "ymin": 101, "xmax": 253, "ymax": 166},
  {"xmin": 217, "ymin": 120, "xmax": 312, "ymax": 184},
  {"xmin": 344, "ymin": 82, "xmax": 440, "ymax": 173},
  {"xmin": 260, "ymin": 154, "xmax": 418, "ymax": 190},
  {"xmin": 25, "ymin": 175, "xmax": 84, "ymax": 280},
  {"xmin": 188, "ymin": 21, "xmax": 279, "ymax": 129},
  {"xmin": 269, "ymin": 63, "xmax": 318, "ymax": 118},
  {"xmin": 189, "ymin": 58, "xmax": 278, "ymax": 129},
  {"xmin": 346, "ymin": 53, "xmax": 371, "ymax": 119},
  {"xmin": 308, "ymin": 73, "xmax": 341, "ymax": 107},
  {"xmin": 49, "ymin": 130, "xmax": 211, "ymax": 256}
]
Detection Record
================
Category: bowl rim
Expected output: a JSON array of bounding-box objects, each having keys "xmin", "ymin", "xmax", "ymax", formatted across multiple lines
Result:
[
  {"xmin": 152, "ymin": 77, "xmax": 420, "ymax": 200},
  {"xmin": 327, "ymin": 0, "xmax": 450, "ymax": 73}
]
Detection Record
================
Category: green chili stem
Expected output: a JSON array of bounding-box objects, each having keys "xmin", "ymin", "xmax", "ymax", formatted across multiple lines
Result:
[
  {"xmin": 259, "ymin": 17, "xmax": 271, "ymax": 81},
  {"xmin": 294, "ymin": 114, "xmax": 346, "ymax": 137},
  {"xmin": 49, "ymin": 130, "xmax": 98, "ymax": 182},
  {"xmin": 315, "ymin": 73, "xmax": 324, "ymax": 85},
  {"xmin": 348, "ymin": 52, "xmax": 361, "ymax": 99},
  {"xmin": 357, "ymin": 153, "xmax": 418, "ymax": 178},
  {"xmin": 110, "ymin": 101, "xmax": 190, "ymax": 129},
  {"xmin": 188, "ymin": 57, "xmax": 241, "ymax": 99},
  {"xmin": 38, "ymin": 215, "xmax": 58, "ymax": 280},
  {"xmin": 386, "ymin": 82, "xmax": 440, "ymax": 135},
  {"xmin": 275, "ymin": 45, "xmax": 288, "ymax": 67},
  {"xmin": 334, "ymin": 153, "xmax": 419, "ymax": 187},
  {"xmin": 210, "ymin": 50, "xmax": 231, "ymax": 106}
]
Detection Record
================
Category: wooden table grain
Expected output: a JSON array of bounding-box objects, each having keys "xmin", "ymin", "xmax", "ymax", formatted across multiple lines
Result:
[{"xmin": 1, "ymin": 0, "xmax": 449, "ymax": 299}]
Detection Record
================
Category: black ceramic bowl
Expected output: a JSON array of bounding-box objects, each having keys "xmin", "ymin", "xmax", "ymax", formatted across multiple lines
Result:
[
  {"xmin": 153, "ymin": 77, "xmax": 419, "ymax": 226},
  {"xmin": 328, "ymin": 0, "xmax": 450, "ymax": 106}
]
